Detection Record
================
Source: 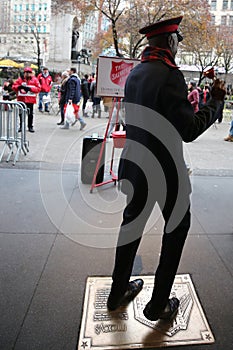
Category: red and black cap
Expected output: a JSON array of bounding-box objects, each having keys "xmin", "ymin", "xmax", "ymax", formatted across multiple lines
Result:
[{"xmin": 139, "ymin": 16, "xmax": 183, "ymax": 41}]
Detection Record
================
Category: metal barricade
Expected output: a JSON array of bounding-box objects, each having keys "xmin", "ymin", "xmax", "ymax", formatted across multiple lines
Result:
[{"xmin": 0, "ymin": 101, "xmax": 29, "ymax": 165}]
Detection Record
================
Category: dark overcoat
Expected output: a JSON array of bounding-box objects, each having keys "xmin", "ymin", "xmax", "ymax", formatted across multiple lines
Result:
[
  {"xmin": 65, "ymin": 74, "xmax": 81, "ymax": 104},
  {"xmin": 119, "ymin": 60, "xmax": 221, "ymax": 213}
]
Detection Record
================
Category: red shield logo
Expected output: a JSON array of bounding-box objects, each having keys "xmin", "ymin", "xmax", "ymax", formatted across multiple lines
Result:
[{"xmin": 110, "ymin": 60, "xmax": 134, "ymax": 88}]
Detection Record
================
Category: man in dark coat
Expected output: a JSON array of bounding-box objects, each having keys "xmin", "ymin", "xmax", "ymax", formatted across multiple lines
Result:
[
  {"xmin": 107, "ymin": 16, "xmax": 226, "ymax": 321},
  {"xmin": 61, "ymin": 67, "xmax": 86, "ymax": 130},
  {"xmin": 81, "ymin": 74, "xmax": 90, "ymax": 117}
]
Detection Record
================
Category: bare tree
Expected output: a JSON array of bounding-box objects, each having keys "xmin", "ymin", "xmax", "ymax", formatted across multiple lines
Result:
[
  {"xmin": 181, "ymin": 10, "xmax": 219, "ymax": 84},
  {"xmin": 12, "ymin": 14, "xmax": 49, "ymax": 72},
  {"xmin": 216, "ymin": 25, "xmax": 233, "ymax": 78},
  {"xmin": 94, "ymin": 0, "xmax": 125, "ymax": 57}
]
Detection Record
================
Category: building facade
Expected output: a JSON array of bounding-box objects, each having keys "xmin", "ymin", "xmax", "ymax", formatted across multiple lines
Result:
[
  {"xmin": 210, "ymin": 0, "xmax": 233, "ymax": 25},
  {"xmin": 0, "ymin": 0, "xmax": 97, "ymax": 73},
  {"xmin": 0, "ymin": 0, "xmax": 52, "ymax": 64}
]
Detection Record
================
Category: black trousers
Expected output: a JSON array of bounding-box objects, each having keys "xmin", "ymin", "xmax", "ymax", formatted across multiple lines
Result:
[
  {"xmin": 82, "ymin": 95, "xmax": 89, "ymax": 114},
  {"xmin": 19, "ymin": 103, "xmax": 34, "ymax": 128},
  {"xmin": 110, "ymin": 162, "xmax": 190, "ymax": 313}
]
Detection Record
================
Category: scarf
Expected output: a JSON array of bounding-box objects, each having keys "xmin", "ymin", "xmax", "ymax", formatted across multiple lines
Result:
[{"xmin": 141, "ymin": 46, "xmax": 178, "ymax": 69}]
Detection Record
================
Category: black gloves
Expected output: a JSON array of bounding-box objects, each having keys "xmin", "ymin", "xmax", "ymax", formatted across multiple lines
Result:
[{"xmin": 18, "ymin": 85, "xmax": 31, "ymax": 92}]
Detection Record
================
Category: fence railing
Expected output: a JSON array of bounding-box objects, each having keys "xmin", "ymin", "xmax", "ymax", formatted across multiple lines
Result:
[{"xmin": 0, "ymin": 101, "xmax": 29, "ymax": 165}]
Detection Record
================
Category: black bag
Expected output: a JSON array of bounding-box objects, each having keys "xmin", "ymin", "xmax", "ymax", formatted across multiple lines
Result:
[{"xmin": 81, "ymin": 136, "xmax": 105, "ymax": 184}]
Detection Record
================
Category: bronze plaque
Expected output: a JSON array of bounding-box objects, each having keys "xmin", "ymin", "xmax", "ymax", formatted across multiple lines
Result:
[{"xmin": 77, "ymin": 275, "xmax": 214, "ymax": 349}]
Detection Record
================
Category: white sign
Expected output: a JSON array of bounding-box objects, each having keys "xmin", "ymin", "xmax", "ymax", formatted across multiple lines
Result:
[{"xmin": 97, "ymin": 56, "xmax": 140, "ymax": 97}]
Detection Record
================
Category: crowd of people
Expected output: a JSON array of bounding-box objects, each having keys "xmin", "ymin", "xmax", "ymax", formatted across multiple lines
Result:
[
  {"xmin": 187, "ymin": 80, "xmax": 227, "ymax": 124},
  {"xmin": 0, "ymin": 66, "xmax": 233, "ymax": 140},
  {"xmin": 0, "ymin": 67, "xmax": 100, "ymax": 133},
  {"xmin": 187, "ymin": 80, "xmax": 233, "ymax": 141}
]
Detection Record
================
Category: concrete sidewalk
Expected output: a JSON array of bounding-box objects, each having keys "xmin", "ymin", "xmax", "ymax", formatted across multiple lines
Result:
[
  {"xmin": 0, "ymin": 110, "xmax": 233, "ymax": 350},
  {"xmin": 0, "ymin": 108, "xmax": 232, "ymax": 172}
]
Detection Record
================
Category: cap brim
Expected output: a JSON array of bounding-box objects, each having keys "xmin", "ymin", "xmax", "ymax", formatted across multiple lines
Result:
[{"xmin": 177, "ymin": 31, "xmax": 183, "ymax": 42}]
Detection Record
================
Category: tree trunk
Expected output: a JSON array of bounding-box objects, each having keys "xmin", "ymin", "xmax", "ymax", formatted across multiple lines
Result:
[{"xmin": 111, "ymin": 19, "xmax": 123, "ymax": 57}]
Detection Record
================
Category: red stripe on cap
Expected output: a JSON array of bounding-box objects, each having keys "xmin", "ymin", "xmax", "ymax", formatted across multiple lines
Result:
[{"xmin": 146, "ymin": 24, "xmax": 179, "ymax": 38}]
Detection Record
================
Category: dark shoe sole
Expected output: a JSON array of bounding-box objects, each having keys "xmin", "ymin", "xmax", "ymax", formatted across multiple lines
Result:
[
  {"xmin": 143, "ymin": 297, "xmax": 180, "ymax": 321},
  {"xmin": 107, "ymin": 279, "xmax": 144, "ymax": 311}
]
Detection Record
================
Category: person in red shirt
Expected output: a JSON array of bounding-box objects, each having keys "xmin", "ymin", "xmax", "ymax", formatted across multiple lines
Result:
[
  {"xmin": 188, "ymin": 81, "xmax": 199, "ymax": 113},
  {"xmin": 37, "ymin": 67, "xmax": 53, "ymax": 112},
  {"xmin": 12, "ymin": 67, "xmax": 41, "ymax": 132}
]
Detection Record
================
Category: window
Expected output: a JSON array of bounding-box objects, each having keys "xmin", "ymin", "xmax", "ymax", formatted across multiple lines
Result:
[
  {"xmin": 38, "ymin": 25, "xmax": 41, "ymax": 32},
  {"xmin": 19, "ymin": 4, "xmax": 23, "ymax": 11},
  {"xmin": 229, "ymin": 16, "xmax": 233, "ymax": 26},
  {"xmin": 222, "ymin": 0, "xmax": 228, "ymax": 10},
  {"xmin": 38, "ymin": 15, "xmax": 42, "ymax": 22},
  {"xmin": 44, "ymin": 3, "xmax": 47, "ymax": 10},
  {"xmin": 31, "ymin": 4, "xmax": 35, "ymax": 11},
  {"xmin": 14, "ymin": 4, "xmax": 17, "ymax": 12},
  {"xmin": 231, "ymin": 0, "xmax": 233, "ymax": 10},
  {"xmin": 211, "ymin": 0, "xmax": 217, "ymax": 10},
  {"xmin": 43, "ymin": 26, "xmax": 46, "ymax": 33},
  {"xmin": 39, "ymin": 3, "xmax": 42, "ymax": 10},
  {"xmin": 26, "ymin": 4, "xmax": 29, "ymax": 11},
  {"xmin": 44, "ymin": 15, "xmax": 47, "ymax": 21},
  {"xmin": 221, "ymin": 16, "xmax": 227, "ymax": 25}
]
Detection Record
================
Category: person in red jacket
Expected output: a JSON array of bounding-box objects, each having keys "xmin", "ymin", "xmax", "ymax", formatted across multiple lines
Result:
[
  {"xmin": 12, "ymin": 67, "xmax": 41, "ymax": 132},
  {"xmin": 188, "ymin": 81, "xmax": 199, "ymax": 113},
  {"xmin": 37, "ymin": 67, "xmax": 53, "ymax": 112}
]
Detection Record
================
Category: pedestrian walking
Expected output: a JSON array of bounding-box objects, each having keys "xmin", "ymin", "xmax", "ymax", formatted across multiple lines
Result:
[
  {"xmin": 107, "ymin": 15, "xmax": 226, "ymax": 323},
  {"xmin": 90, "ymin": 77, "xmax": 101, "ymax": 118},
  {"xmin": 224, "ymin": 119, "xmax": 233, "ymax": 141},
  {"xmin": 57, "ymin": 71, "xmax": 69, "ymax": 125},
  {"xmin": 81, "ymin": 74, "xmax": 90, "ymax": 117},
  {"xmin": 188, "ymin": 81, "xmax": 199, "ymax": 112},
  {"xmin": 12, "ymin": 67, "xmax": 41, "ymax": 132},
  {"xmin": 224, "ymin": 103, "xmax": 233, "ymax": 141},
  {"xmin": 2, "ymin": 78, "xmax": 16, "ymax": 101},
  {"xmin": 61, "ymin": 67, "xmax": 86, "ymax": 130},
  {"xmin": 37, "ymin": 67, "xmax": 53, "ymax": 112}
]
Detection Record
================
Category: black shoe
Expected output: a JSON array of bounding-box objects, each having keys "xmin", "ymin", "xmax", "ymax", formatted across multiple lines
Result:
[
  {"xmin": 45, "ymin": 110, "xmax": 50, "ymax": 113},
  {"xmin": 18, "ymin": 128, "xmax": 22, "ymax": 133},
  {"xmin": 57, "ymin": 121, "xmax": 64, "ymax": 125},
  {"xmin": 28, "ymin": 127, "xmax": 35, "ymax": 133},
  {"xmin": 107, "ymin": 279, "xmax": 144, "ymax": 311},
  {"xmin": 38, "ymin": 109, "xmax": 43, "ymax": 113},
  {"xmin": 143, "ymin": 297, "xmax": 180, "ymax": 321}
]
